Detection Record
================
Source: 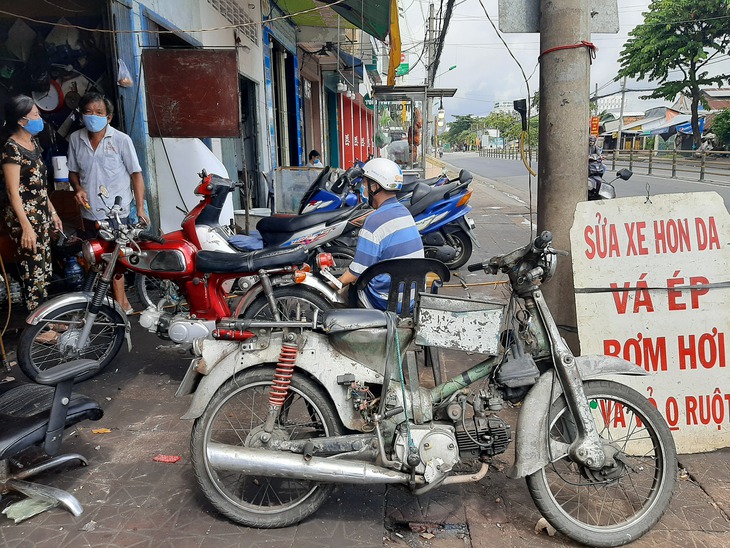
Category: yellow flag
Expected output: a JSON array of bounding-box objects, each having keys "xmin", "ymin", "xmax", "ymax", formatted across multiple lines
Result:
[{"xmin": 387, "ymin": 0, "xmax": 401, "ymax": 86}]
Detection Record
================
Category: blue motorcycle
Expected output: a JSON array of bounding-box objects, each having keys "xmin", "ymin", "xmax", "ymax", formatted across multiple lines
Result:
[{"xmin": 406, "ymin": 169, "xmax": 478, "ymax": 269}]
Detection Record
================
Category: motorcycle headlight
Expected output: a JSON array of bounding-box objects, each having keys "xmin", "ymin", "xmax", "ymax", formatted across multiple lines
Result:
[{"xmin": 82, "ymin": 240, "xmax": 105, "ymax": 266}]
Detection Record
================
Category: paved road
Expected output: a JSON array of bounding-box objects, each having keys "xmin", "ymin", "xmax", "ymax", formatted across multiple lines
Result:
[{"xmin": 445, "ymin": 152, "xmax": 730, "ymax": 209}]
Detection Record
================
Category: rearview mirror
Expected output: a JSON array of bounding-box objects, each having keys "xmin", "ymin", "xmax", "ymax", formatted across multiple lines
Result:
[{"xmin": 617, "ymin": 168, "xmax": 633, "ymax": 180}]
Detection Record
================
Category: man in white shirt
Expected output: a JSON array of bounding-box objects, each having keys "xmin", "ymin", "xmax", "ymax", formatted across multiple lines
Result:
[{"xmin": 68, "ymin": 92, "xmax": 149, "ymax": 314}]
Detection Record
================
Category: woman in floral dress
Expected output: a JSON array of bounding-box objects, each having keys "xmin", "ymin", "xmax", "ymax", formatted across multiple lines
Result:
[{"xmin": 1, "ymin": 95, "xmax": 63, "ymax": 311}]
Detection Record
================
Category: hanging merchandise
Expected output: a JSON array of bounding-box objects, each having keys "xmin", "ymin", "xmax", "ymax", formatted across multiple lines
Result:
[
  {"xmin": 117, "ymin": 59, "xmax": 133, "ymax": 88},
  {"xmin": 27, "ymin": 38, "xmax": 51, "ymax": 92}
]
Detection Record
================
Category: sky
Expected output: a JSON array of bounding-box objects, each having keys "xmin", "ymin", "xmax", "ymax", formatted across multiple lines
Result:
[{"xmin": 398, "ymin": 0, "xmax": 730, "ymax": 121}]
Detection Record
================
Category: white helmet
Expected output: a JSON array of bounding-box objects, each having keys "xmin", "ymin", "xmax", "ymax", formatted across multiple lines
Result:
[{"xmin": 362, "ymin": 157, "xmax": 403, "ymax": 191}]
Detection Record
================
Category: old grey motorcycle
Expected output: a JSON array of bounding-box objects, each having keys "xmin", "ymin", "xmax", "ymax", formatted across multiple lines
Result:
[{"xmin": 177, "ymin": 231, "xmax": 676, "ymax": 547}]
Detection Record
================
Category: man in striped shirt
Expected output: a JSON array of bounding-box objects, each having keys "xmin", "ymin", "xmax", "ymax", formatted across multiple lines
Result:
[{"xmin": 337, "ymin": 157, "xmax": 424, "ymax": 309}]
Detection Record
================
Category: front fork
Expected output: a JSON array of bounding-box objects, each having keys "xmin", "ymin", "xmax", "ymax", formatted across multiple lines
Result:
[
  {"xmin": 74, "ymin": 246, "xmax": 123, "ymax": 351},
  {"xmin": 530, "ymin": 290, "xmax": 608, "ymax": 470}
]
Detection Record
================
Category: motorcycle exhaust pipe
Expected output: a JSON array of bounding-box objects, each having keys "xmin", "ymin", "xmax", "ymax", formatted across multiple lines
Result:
[{"xmin": 207, "ymin": 442, "xmax": 413, "ymax": 485}]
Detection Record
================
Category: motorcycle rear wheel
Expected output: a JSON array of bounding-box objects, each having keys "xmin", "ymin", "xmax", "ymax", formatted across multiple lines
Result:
[
  {"xmin": 444, "ymin": 229, "xmax": 473, "ymax": 270},
  {"xmin": 190, "ymin": 367, "xmax": 342, "ymax": 528},
  {"xmin": 134, "ymin": 273, "xmax": 188, "ymax": 312},
  {"xmin": 241, "ymin": 285, "xmax": 332, "ymax": 321},
  {"xmin": 17, "ymin": 302, "xmax": 126, "ymax": 382},
  {"xmin": 315, "ymin": 245, "xmax": 355, "ymax": 278},
  {"xmin": 526, "ymin": 380, "xmax": 677, "ymax": 547}
]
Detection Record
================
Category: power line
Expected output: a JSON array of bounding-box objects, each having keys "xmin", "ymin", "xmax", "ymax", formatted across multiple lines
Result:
[{"xmin": 0, "ymin": 2, "xmax": 350, "ymax": 35}]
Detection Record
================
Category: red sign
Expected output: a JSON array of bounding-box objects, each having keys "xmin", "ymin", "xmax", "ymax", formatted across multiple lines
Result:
[
  {"xmin": 590, "ymin": 116, "xmax": 601, "ymax": 136},
  {"xmin": 339, "ymin": 97, "xmax": 374, "ymax": 167}
]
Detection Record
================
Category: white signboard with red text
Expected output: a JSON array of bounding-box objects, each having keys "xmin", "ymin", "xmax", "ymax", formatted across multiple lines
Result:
[{"xmin": 571, "ymin": 192, "xmax": 729, "ymax": 453}]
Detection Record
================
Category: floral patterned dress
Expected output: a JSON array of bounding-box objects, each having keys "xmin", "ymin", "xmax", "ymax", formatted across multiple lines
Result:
[{"xmin": 1, "ymin": 138, "xmax": 52, "ymax": 310}]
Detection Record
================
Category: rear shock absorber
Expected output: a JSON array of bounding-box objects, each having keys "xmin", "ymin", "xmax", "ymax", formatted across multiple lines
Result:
[
  {"xmin": 261, "ymin": 332, "xmax": 300, "ymax": 438},
  {"xmin": 269, "ymin": 339, "xmax": 298, "ymax": 407}
]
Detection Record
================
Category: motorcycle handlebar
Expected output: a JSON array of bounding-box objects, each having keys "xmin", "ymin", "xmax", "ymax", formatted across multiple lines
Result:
[
  {"xmin": 139, "ymin": 232, "xmax": 166, "ymax": 244},
  {"xmin": 114, "ymin": 196, "xmax": 123, "ymax": 207},
  {"xmin": 534, "ymin": 231, "xmax": 552, "ymax": 250},
  {"xmin": 467, "ymin": 231, "xmax": 554, "ymax": 274}
]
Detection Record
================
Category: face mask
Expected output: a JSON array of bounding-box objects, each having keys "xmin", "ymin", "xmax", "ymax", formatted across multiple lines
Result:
[
  {"xmin": 83, "ymin": 114, "xmax": 109, "ymax": 133},
  {"xmin": 22, "ymin": 117, "xmax": 44, "ymax": 136},
  {"xmin": 313, "ymin": 159, "xmax": 323, "ymax": 167}
]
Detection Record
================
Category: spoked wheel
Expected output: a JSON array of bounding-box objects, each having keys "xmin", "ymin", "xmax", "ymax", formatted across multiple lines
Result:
[
  {"xmin": 526, "ymin": 380, "xmax": 677, "ymax": 547},
  {"xmin": 444, "ymin": 229, "xmax": 473, "ymax": 270},
  {"xmin": 190, "ymin": 368, "xmax": 342, "ymax": 528},
  {"xmin": 17, "ymin": 302, "xmax": 126, "ymax": 381},
  {"xmin": 134, "ymin": 274, "xmax": 187, "ymax": 312},
  {"xmin": 241, "ymin": 286, "xmax": 332, "ymax": 321}
]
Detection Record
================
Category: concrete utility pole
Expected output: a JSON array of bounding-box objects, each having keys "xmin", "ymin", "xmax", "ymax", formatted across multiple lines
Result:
[
  {"xmin": 537, "ymin": 0, "xmax": 591, "ymax": 352},
  {"xmin": 425, "ymin": 3, "xmax": 436, "ymax": 154}
]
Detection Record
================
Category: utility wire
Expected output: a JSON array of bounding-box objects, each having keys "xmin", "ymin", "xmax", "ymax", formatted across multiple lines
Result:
[{"xmin": 0, "ymin": 1, "xmax": 349, "ymax": 35}]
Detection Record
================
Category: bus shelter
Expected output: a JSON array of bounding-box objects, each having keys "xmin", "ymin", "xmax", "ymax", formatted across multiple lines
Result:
[{"xmin": 371, "ymin": 85, "xmax": 456, "ymax": 181}]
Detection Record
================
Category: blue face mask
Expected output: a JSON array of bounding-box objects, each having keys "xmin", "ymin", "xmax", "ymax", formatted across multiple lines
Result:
[
  {"xmin": 83, "ymin": 114, "xmax": 109, "ymax": 133},
  {"xmin": 23, "ymin": 117, "xmax": 44, "ymax": 136}
]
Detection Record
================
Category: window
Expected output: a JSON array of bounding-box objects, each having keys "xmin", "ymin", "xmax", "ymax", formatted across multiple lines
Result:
[{"xmin": 207, "ymin": 0, "xmax": 258, "ymax": 44}]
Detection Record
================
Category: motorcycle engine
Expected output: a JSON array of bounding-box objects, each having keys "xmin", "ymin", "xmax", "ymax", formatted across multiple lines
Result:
[
  {"xmin": 454, "ymin": 415, "xmax": 511, "ymax": 459},
  {"xmin": 393, "ymin": 424, "xmax": 459, "ymax": 483},
  {"xmin": 139, "ymin": 308, "xmax": 216, "ymax": 343}
]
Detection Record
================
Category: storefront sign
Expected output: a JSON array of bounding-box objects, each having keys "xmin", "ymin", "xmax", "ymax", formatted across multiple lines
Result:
[
  {"xmin": 571, "ymin": 193, "xmax": 730, "ymax": 453},
  {"xmin": 590, "ymin": 116, "xmax": 600, "ymax": 136}
]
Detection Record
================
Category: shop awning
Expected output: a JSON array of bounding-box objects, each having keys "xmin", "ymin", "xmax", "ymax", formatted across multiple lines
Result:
[
  {"xmin": 276, "ymin": 0, "xmax": 392, "ymax": 41},
  {"xmin": 648, "ymin": 115, "xmax": 704, "ymax": 137},
  {"xmin": 338, "ymin": 50, "xmax": 364, "ymax": 79}
]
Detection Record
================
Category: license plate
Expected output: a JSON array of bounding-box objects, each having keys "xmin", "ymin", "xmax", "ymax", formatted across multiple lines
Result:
[{"xmin": 466, "ymin": 216, "xmax": 476, "ymax": 230}]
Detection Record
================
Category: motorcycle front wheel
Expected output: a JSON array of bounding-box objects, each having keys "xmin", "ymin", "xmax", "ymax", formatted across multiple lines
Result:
[
  {"xmin": 241, "ymin": 286, "xmax": 332, "ymax": 321},
  {"xmin": 17, "ymin": 302, "xmax": 126, "ymax": 382},
  {"xmin": 190, "ymin": 367, "xmax": 343, "ymax": 528},
  {"xmin": 444, "ymin": 229, "xmax": 473, "ymax": 270},
  {"xmin": 526, "ymin": 380, "xmax": 677, "ymax": 547}
]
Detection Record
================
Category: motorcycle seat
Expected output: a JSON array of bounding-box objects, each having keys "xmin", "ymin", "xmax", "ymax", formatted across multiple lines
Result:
[
  {"xmin": 257, "ymin": 208, "xmax": 353, "ymax": 235},
  {"xmin": 321, "ymin": 308, "xmax": 387, "ymax": 333},
  {"xmin": 195, "ymin": 246, "xmax": 308, "ymax": 273},
  {"xmin": 397, "ymin": 176, "xmax": 442, "ymax": 198},
  {"xmin": 408, "ymin": 181, "xmax": 460, "ymax": 217}
]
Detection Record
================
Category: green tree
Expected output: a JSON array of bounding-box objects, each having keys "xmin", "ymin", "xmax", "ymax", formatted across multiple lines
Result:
[
  {"xmin": 441, "ymin": 114, "xmax": 477, "ymax": 147},
  {"xmin": 617, "ymin": 0, "xmax": 730, "ymax": 148},
  {"xmin": 712, "ymin": 109, "xmax": 730, "ymax": 148}
]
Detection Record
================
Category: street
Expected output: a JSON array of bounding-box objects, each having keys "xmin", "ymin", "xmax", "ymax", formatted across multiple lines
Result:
[{"xmin": 445, "ymin": 152, "xmax": 730, "ymax": 210}]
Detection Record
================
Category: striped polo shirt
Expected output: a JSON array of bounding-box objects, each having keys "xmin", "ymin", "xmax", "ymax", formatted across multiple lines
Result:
[{"xmin": 348, "ymin": 197, "xmax": 424, "ymax": 309}]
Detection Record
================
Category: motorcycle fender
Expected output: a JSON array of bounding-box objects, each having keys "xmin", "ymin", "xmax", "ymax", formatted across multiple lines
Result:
[
  {"xmin": 298, "ymin": 275, "xmax": 346, "ymax": 305},
  {"xmin": 27, "ymin": 292, "xmax": 127, "ymax": 325},
  {"xmin": 507, "ymin": 355, "xmax": 649, "ymax": 480},
  {"xmin": 235, "ymin": 274, "xmax": 346, "ymax": 316},
  {"xmin": 181, "ymin": 331, "xmax": 384, "ymax": 429}
]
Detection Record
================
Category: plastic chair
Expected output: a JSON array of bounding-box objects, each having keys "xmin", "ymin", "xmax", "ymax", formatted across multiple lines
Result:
[
  {"xmin": 350, "ymin": 258, "xmax": 451, "ymax": 387},
  {"xmin": 349, "ymin": 258, "xmax": 451, "ymax": 318},
  {"xmin": 0, "ymin": 359, "xmax": 103, "ymax": 518}
]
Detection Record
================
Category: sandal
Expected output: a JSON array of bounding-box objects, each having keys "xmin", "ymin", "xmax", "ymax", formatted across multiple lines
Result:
[{"xmin": 36, "ymin": 330, "xmax": 59, "ymax": 345}]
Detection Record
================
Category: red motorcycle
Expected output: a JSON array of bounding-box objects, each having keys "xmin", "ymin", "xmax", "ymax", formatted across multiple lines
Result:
[{"xmin": 17, "ymin": 186, "xmax": 335, "ymax": 381}]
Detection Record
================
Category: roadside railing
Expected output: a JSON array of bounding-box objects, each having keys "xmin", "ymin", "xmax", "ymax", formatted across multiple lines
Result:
[
  {"xmin": 479, "ymin": 147, "xmax": 540, "ymax": 163},
  {"xmin": 477, "ymin": 147, "xmax": 729, "ymax": 182},
  {"xmin": 605, "ymin": 149, "xmax": 730, "ymax": 182}
]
